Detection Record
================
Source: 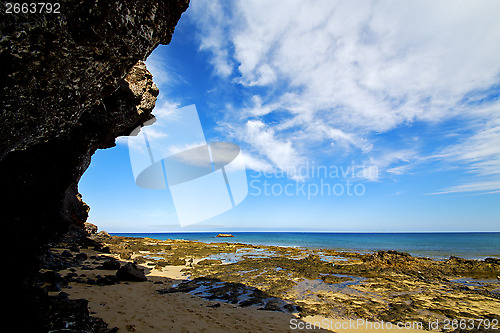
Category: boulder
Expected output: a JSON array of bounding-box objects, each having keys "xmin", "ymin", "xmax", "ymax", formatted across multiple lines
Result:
[
  {"xmin": 169, "ymin": 257, "xmax": 186, "ymax": 266},
  {"xmin": 197, "ymin": 259, "xmax": 223, "ymax": 266},
  {"xmin": 116, "ymin": 263, "xmax": 147, "ymax": 282},
  {"xmin": 93, "ymin": 231, "xmax": 112, "ymax": 241},
  {"xmin": 485, "ymin": 257, "xmax": 500, "ymax": 265},
  {"xmin": 99, "ymin": 259, "xmax": 121, "ymax": 270},
  {"xmin": 75, "ymin": 252, "xmax": 88, "ymax": 262},
  {"xmin": 61, "ymin": 250, "xmax": 73, "ymax": 258},
  {"xmin": 84, "ymin": 223, "xmax": 98, "ymax": 237},
  {"xmin": 262, "ymin": 300, "xmax": 283, "ymax": 311},
  {"xmin": 96, "ymin": 275, "xmax": 119, "ymax": 286}
]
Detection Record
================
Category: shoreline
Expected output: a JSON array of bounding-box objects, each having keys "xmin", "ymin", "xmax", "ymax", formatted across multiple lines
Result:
[
  {"xmin": 42, "ymin": 228, "xmax": 500, "ymax": 332},
  {"xmin": 111, "ymin": 231, "xmax": 500, "ymax": 261}
]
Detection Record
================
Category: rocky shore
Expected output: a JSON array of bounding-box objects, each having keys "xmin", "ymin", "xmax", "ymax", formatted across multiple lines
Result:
[
  {"xmin": 1, "ymin": 1, "xmax": 189, "ymax": 330},
  {"xmin": 40, "ymin": 224, "xmax": 499, "ymax": 332}
]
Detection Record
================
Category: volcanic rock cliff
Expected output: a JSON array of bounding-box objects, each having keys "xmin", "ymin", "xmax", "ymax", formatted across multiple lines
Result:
[{"xmin": 0, "ymin": 0, "xmax": 188, "ymax": 330}]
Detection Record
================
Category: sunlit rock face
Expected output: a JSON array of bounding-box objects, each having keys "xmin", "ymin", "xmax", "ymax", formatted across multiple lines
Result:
[{"xmin": 0, "ymin": 0, "xmax": 188, "ymax": 330}]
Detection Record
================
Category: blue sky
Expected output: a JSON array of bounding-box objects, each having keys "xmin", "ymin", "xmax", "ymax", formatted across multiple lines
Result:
[{"xmin": 80, "ymin": 0, "xmax": 500, "ymax": 232}]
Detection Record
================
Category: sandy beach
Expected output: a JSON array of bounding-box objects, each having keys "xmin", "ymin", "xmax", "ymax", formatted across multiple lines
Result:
[
  {"xmin": 38, "ymin": 229, "xmax": 500, "ymax": 333},
  {"xmin": 47, "ymin": 247, "xmax": 331, "ymax": 332}
]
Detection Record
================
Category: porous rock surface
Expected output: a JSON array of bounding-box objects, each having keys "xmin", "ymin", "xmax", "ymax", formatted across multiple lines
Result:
[{"xmin": 0, "ymin": 0, "xmax": 188, "ymax": 331}]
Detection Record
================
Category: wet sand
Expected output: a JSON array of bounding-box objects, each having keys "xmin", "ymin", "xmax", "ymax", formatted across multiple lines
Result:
[{"xmin": 46, "ymin": 235, "xmax": 500, "ymax": 332}]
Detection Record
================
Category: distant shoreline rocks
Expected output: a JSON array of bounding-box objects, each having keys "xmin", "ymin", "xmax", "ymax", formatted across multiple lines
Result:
[{"xmin": 216, "ymin": 233, "xmax": 234, "ymax": 238}]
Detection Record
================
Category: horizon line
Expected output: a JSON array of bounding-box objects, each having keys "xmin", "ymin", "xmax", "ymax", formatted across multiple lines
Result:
[{"xmin": 109, "ymin": 230, "xmax": 500, "ymax": 234}]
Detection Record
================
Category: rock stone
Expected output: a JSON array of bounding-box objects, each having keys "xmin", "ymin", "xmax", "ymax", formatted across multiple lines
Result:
[
  {"xmin": 75, "ymin": 252, "xmax": 88, "ymax": 262},
  {"xmin": 61, "ymin": 250, "xmax": 73, "ymax": 258},
  {"xmin": 97, "ymin": 231, "xmax": 112, "ymax": 239},
  {"xmin": 1, "ymin": 0, "xmax": 189, "ymax": 157},
  {"xmin": 96, "ymin": 275, "xmax": 119, "ymax": 286},
  {"xmin": 198, "ymin": 259, "xmax": 223, "ymax": 266},
  {"xmin": 485, "ymin": 257, "xmax": 500, "ymax": 265},
  {"xmin": 169, "ymin": 257, "xmax": 186, "ymax": 266},
  {"xmin": 99, "ymin": 259, "xmax": 121, "ymax": 271},
  {"xmin": 116, "ymin": 262, "xmax": 148, "ymax": 282},
  {"xmin": 262, "ymin": 300, "xmax": 283, "ymax": 311},
  {"xmin": 39, "ymin": 270, "xmax": 63, "ymax": 284},
  {"xmin": 84, "ymin": 223, "xmax": 98, "ymax": 237},
  {"xmin": 1, "ymin": 0, "xmax": 188, "ymax": 330}
]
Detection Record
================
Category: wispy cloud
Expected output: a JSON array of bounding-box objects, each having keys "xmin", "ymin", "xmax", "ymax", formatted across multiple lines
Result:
[
  {"xmin": 189, "ymin": 0, "xmax": 234, "ymax": 77},
  {"xmin": 145, "ymin": 52, "xmax": 189, "ymax": 89},
  {"xmin": 431, "ymin": 116, "xmax": 500, "ymax": 194},
  {"xmin": 428, "ymin": 181, "xmax": 500, "ymax": 196},
  {"xmin": 188, "ymin": 0, "xmax": 500, "ymax": 190},
  {"xmin": 441, "ymin": 119, "xmax": 500, "ymax": 177},
  {"xmin": 241, "ymin": 120, "xmax": 305, "ymax": 179}
]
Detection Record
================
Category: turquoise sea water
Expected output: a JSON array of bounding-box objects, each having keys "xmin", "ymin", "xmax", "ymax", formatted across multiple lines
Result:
[{"xmin": 111, "ymin": 232, "xmax": 500, "ymax": 260}]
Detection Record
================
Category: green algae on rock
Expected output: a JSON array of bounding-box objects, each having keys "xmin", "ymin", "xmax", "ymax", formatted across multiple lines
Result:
[{"xmin": 98, "ymin": 234, "xmax": 500, "ymax": 331}]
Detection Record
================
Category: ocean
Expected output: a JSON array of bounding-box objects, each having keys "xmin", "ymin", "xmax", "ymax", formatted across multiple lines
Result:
[{"xmin": 111, "ymin": 232, "xmax": 500, "ymax": 260}]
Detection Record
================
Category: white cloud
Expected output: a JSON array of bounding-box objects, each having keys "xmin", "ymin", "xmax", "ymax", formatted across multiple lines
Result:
[
  {"xmin": 151, "ymin": 99, "xmax": 181, "ymax": 121},
  {"xmin": 190, "ymin": 0, "xmax": 500, "ymax": 189},
  {"xmin": 189, "ymin": 0, "xmax": 234, "ymax": 77},
  {"xmin": 145, "ymin": 52, "xmax": 189, "ymax": 89},
  {"xmin": 445, "ymin": 120, "xmax": 500, "ymax": 177},
  {"xmin": 164, "ymin": 141, "xmax": 207, "ymax": 156},
  {"xmin": 368, "ymin": 149, "xmax": 420, "ymax": 178},
  {"xmin": 433, "ymin": 117, "xmax": 500, "ymax": 193},
  {"xmin": 243, "ymin": 120, "xmax": 305, "ymax": 179},
  {"xmin": 429, "ymin": 181, "xmax": 500, "ymax": 196},
  {"xmin": 145, "ymin": 53, "xmax": 171, "ymax": 88},
  {"xmin": 238, "ymin": 151, "xmax": 273, "ymax": 173}
]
